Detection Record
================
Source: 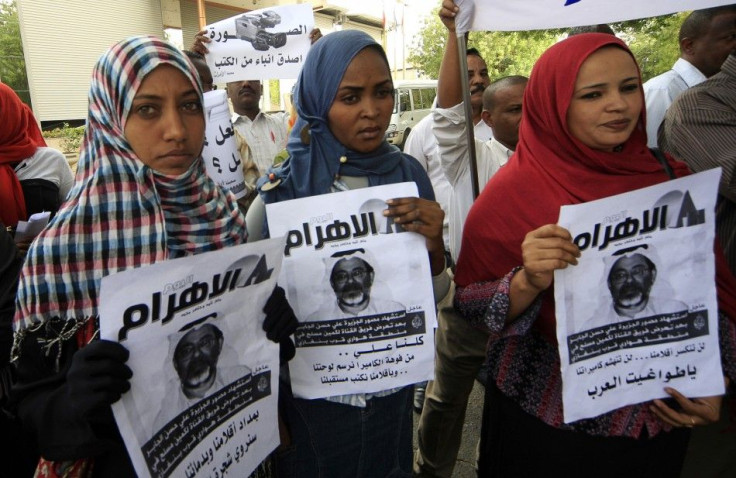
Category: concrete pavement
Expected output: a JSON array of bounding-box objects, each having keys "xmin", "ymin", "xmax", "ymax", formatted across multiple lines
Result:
[{"xmin": 413, "ymin": 381, "xmax": 485, "ymax": 477}]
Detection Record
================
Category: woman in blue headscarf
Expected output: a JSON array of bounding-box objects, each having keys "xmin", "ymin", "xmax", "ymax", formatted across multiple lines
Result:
[{"xmin": 245, "ymin": 30, "xmax": 448, "ymax": 477}]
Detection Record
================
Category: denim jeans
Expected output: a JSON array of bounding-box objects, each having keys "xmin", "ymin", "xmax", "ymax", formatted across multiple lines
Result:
[{"xmin": 276, "ymin": 385, "xmax": 413, "ymax": 478}]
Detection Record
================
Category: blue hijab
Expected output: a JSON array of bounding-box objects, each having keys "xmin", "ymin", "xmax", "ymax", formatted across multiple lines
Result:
[{"xmin": 258, "ymin": 30, "xmax": 433, "ymax": 204}]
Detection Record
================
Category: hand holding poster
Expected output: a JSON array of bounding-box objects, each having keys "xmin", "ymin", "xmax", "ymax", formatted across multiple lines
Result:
[
  {"xmin": 99, "ymin": 239, "xmax": 285, "ymax": 478},
  {"xmin": 453, "ymin": 0, "xmax": 735, "ymax": 31},
  {"xmin": 554, "ymin": 169, "xmax": 724, "ymax": 423},
  {"xmin": 203, "ymin": 4, "xmax": 313, "ymax": 82},
  {"xmin": 201, "ymin": 90, "xmax": 247, "ymax": 199},
  {"xmin": 266, "ymin": 183, "xmax": 437, "ymax": 399}
]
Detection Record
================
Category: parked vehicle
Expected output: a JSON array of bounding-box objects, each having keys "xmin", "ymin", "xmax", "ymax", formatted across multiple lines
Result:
[{"xmin": 385, "ymin": 80, "xmax": 437, "ymax": 150}]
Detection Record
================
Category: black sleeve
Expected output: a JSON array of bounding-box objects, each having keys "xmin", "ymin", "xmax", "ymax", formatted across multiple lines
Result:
[
  {"xmin": 10, "ymin": 327, "xmax": 125, "ymax": 462},
  {"xmin": 0, "ymin": 225, "xmax": 22, "ymax": 403}
]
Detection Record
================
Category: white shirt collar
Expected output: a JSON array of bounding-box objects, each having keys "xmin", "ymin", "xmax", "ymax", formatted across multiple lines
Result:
[{"xmin": 672, "ymin": 58, "xmax": 707, "ymax": 88}]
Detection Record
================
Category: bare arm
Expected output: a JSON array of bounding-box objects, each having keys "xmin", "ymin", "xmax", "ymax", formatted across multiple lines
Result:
[{"xmin": 437, "ymin": 0, "xmax": 463, "ymax": 109}]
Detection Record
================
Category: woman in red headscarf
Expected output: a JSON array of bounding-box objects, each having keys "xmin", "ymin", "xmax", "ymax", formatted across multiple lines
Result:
[
  {"xmin": 0, "ymin": 83, "xmax": 73, "ymax": 229},
  {"xmin": 442, "ymin": 4, "xmax": 736, "ymax": 475}
]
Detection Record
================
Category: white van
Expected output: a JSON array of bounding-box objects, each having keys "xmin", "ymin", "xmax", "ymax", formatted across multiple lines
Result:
[{"xmin": 385, "ymin": 80, "xmax": 437, "ymax": 150}]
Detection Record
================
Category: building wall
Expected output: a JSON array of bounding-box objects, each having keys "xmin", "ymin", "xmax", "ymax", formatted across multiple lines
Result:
[
  {"xmin": 18, "ymin": 0, "xmax": 164, "ymax": 123},
  {"xmin": 18, "ymin": 0, "xmax": 383, "ymax": 123},
  {"xmin": 180, "ymin": 0, "xmax": 238, "ymax": 48}
]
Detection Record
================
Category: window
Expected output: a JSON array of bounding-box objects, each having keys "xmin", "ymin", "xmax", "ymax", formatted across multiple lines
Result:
[
  {"xmin": 411, "ymin": 89, "xmax": 423, "ymax": 109},
  {"xmin": 421, "ymin": 88, "xmax": 437, "ymax": 108},
  {"xmin": 397, "ymin": 89, "xmax": 411, "ymax": 113}
]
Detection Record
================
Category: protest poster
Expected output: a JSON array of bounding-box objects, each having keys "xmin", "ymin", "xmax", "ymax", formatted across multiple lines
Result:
[
  {"xmin": 203, "ymin": 4, "xmax": 313, "ymax": 82},
  {"xmin": 99, "ymin": 239, "xmax": 285, "ymax": 478},
  {"xmin": 266, "ymin": 183, "xmax": 437, "ymax": 399},
  {"xmin": 202, "ymin": 89, "xmax": 247, "ymax": 199},
  {"xmin": 454, "ymin": 0, "xmax": 734, "ymax": 31},
  {"xmin": 554, "ymin": 168, "xmax": 724, "ymax": 423}
]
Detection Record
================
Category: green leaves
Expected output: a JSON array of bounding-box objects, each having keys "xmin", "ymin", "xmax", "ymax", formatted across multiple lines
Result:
[
  {"xmin": 408, "ymin": 3, "xmax": 685, "ymax": 83},
  {"xmin": 0, "ymin": 0, "xmax": 31, "ymax": 106}
]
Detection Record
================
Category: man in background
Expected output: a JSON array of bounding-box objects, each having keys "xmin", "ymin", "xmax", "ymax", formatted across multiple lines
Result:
[
  {"xmin": 644, "ymin": 5, "xmax": 736, "ymax": 147},
  {"xmin": 414, "ymin": 5, "xmax": 526, "ymax": 475},
  {"xmin": 660, "ymin": 50, "xmax": 736, "ymax": 275}
]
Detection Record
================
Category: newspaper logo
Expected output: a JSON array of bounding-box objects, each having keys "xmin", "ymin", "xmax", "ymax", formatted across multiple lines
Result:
[{"xmin": 573, "ymin": 189, "xmax": 705, "ymax": 252}]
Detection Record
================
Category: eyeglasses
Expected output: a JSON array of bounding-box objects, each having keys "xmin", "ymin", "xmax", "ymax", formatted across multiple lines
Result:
[
  {"xmin": 611, "ymin": 265, "xmax": 650, "ymax": 284},
  {"xmin": 176, "ymin": 335, "xmax": 217, "ymax": 360},
  {"xmin": 333, "ymin": 268, "xmax": 368, "ymax": 285}
]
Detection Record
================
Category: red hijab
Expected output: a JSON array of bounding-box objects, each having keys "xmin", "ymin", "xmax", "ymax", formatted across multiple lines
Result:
[
  {"xmin": 455, "ymin": 33, "xmax": 736, "ymax": 342},
  {"xmin": 0, "ymin": 82, "xmax": 47, "ymax": 227}
]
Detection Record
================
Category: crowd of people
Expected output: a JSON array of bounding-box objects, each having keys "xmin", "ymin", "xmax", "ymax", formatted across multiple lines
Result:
[{"xmin": 2, "ymin": 1, "xmax": 736, "ymax": 477}]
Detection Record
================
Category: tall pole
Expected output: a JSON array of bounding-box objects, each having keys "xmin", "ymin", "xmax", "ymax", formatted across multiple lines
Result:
[
  {"xmin": 401, "ymin": 3, "xmax": 406, "ymax": 79},
  {"xmin": 197, "ymin": 0, "xmax": 206, "ymax": 30},
  {"xmin": 393, "ymin": 27, "xmax": 398, "ymax": 77},
  {"xmin": 457, "ymin": 33, "xmax": 480, "ymax": 199}
]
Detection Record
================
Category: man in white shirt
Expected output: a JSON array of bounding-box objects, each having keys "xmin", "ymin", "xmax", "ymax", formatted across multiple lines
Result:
[
  {"xmin": 414, "ymin": 7, "xmax": 527, "ymax": 477},
  {"xmin": 226, "ymin": 80, "xmax": 288, "ymax": 176},
  {"xmin": 434, "ymin": 76, "xmax": 526, "ymax": 263},
  {"xmin": 643, "ymin": 5, "xmax": 736, "ymax": 147},
  {"xmin": 403, "ymin": 114, "xmax": 453, "ymax": 254},
  {"xmin": 403, "ymin": 47, "xmax": 491, "ymax": 254},
  {"xmin": 403, "ymin": 48, "xmax": 492, "ymax": 415},
  {"xmin": 465, "ymin": 47, "xmax": 492, "ymax": 141}
]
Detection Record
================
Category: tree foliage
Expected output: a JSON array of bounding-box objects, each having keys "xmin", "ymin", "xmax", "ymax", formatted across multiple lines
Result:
[
  {"xmin": 0, "ymin": 0, "xmax": 31, "ymax": 106},
  {"xmin": 408, "ymin": 3, "xmax": 685, "ymax": 83},
  {"xmin": 612, "ymin": 13, "xmax": 686, "ymax": 81}
]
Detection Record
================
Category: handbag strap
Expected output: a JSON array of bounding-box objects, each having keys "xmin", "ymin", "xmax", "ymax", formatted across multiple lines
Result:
[{"xmin": 650, "ymin": 147, "xmax": 676, "ymax": 180}]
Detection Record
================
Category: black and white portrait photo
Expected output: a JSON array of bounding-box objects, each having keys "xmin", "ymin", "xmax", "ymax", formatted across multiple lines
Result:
[
  {"xmin": 306, "ymin": 248, "xmax": 406, "ymax": 321},
  {"xmin": 582, "ymin": 244, "xmax": 688, "ymax": 330},
  {"xmin": 153, "ymin": 313, "xmax": 252, "ymax": 430}
]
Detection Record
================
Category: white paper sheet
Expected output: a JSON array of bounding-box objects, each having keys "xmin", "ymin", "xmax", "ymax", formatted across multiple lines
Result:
[
  {"xmin": 266, "ymin": 183, "xmax": 437, "ymax": 399},
  {"xmin": 99, "ymin": 239, "xmax": 285, "ymax": 478},
  {"xmin": 14, "ymin": 210, "xmax": 50, "ymax": 243},
  {"xmin": 204, "ymin": 4, "xmax": 313, "ymax": 82},
  {"xmin": 554, "ymin": 169, "xmax": 724, "ymax": 423},
  {"xmin": 202, "ymin": 89, "xmax": 247, "ymax": 199},
  {"xmin": 455, "ymin": 0, "xmax": 734, "ymax": 32}
]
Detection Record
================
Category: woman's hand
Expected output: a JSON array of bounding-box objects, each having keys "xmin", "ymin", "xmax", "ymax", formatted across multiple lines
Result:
[
  {"xmin": 518, "ymin": 224, "xmax": 580, "ymax": 294},
  {"xmin": 384, "ymin": 197, "xmax": 446, "ymax": 275},
  {"xmin": 507, "ymin": 224, "xmax": 579, "ymax": 321},
  {"xmin": 651, "ymin": 385, "xmax": 724, "ymax": 428},
  {"xmin": 263, "ymin": 286, "xmax": 299, "ymax": 363},
  {"xmin": 63, "ymin": 340, "xmax": 132, "ymax": 418},
  {"xmin": 191, "ymin": 29, "xmax": 211, "ymax": 55},
  {"xmin": 262, "ymin": 285, "xmax": 299, "ymax": 343}
]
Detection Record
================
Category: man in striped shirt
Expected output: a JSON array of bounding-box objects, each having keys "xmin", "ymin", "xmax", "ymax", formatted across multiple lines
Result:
[{"xmin": 660, "ymin": 51, "xmax": 736, "ymax": 276}]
